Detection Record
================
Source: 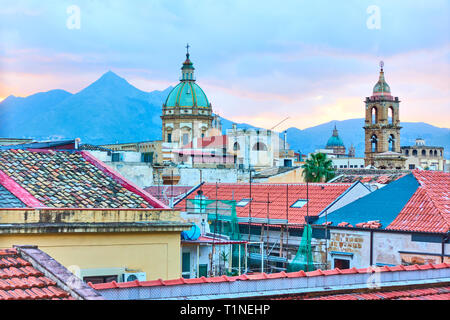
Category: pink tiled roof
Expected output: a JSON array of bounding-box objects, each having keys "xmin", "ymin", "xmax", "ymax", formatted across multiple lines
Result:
[
  {"xmin": 175, "ymin": 183, "xmax": 353, "ymax": 225},
  {"xmin": 387, "ymin": 170, "xmax": 450, "ymax": 233},
  {"xmin": 0, "ymin": 149, "xmax": 167, "ymax": 209}
]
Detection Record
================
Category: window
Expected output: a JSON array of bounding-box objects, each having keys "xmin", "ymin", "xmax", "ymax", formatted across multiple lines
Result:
[
  {"xmin": 182, "ymin": 133, "xmax": 189, "ymax": 146},
  {"xmin": 388, "ymin": 106, "xmax": 394, "ymax": 124},
  {"xmin": 291, "ymin": 199, "xmax": 308, "ymax": 208},
  {"xmin": 371, "ymin": 107, "xmax": 378, "ymax": 124},
  {"xmin": 182, "ymin": 252, "xmax": 191, "ymax": 278},
  {"xmin": 388, "ymin": 134, "xmax": 396, "ymax": 152},
  {"xmin": 284, "ymin": 159, "xmax": 292, "ymax": 167},
  {"xmin": 233, "ymin": 142, "xmax": 240, "ymax": 151},
  {"xmin": 83, "ymin": 275, "xmax": 118, "ymax": 284},
  {"xmin": 252, "ymin": 142, "xmax": 267, "ymax": 151},
  {"xmin": 167, "ymin": 133, "xmax": 172, "ymax": 143},
  {"xmin": 236, "ymin": 198, "xmax": 252, "ymax": 207},
  {"xmin": 371, "ymin": 134, "xmax": 378, "ymax": 152},
  {"xmin": 141, "ymin": 152, "xmax": 153, "ymax": 163},
  {"xmin": 334, "ymin": 258, "xmax": 350, "ymax": 270},
  {"xmin": 111, "ymin": 152, "xmax": 122, "ymax": 162},
  {"xmin": 412, "ymin": 150, "xmax": 417, "ymax": 156},
  {"xmin": 409, "ymin": 164, "xmax": 415, "ymax": 169}
]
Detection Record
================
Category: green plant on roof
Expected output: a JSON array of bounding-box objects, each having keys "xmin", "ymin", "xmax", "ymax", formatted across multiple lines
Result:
[{"xmin": 301, "ymin": 152, "xmax": 335, "ymax": 182}]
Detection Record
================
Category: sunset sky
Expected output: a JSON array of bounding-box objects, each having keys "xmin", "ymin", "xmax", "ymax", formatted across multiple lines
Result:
[{"xmin": 0, "ymin": 0, "xmax": 449, "ymax": 130}]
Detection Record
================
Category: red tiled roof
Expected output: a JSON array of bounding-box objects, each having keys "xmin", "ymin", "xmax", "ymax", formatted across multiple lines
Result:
[
  {"xmin": 387, "ymin": 170, "xmax": 450, "ymax": 233},
  {"xmin": 0, "ymin": 149, "xmax": 166, "ymax": 209},
  {"xmin": 0, "ymin": 248, "xmax": 75, "ymax": 300},
  {"xmin": 299, "ymin": 286, "xmax": 450, "ymax": 300},
  {"xmin": 89, "ymin": 262, "xmax": 450, "ymax": 290},
  {"xmin": 175, "ymin": 183, "xmax": 353, "ymax": 224}
]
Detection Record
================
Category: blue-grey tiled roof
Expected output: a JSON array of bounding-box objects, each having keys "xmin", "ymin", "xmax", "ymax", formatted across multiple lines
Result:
[
  {"xmin": 314, "ymin": 173, "xmax": 419, "ymax": 228},
  {"xmin": 0, "ymin": 184, "xmax": 26, "ymax": 208}
]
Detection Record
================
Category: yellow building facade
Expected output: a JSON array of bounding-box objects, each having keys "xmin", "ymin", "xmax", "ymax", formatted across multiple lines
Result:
[{"xmin": 0, "ymin": 208, "xmax": 190, "ymax": 282}]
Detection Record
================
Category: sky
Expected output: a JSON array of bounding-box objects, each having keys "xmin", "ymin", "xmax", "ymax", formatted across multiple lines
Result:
[{"xmin": 0, "ymin": 0, "xmax": 449, "ymax": 130}]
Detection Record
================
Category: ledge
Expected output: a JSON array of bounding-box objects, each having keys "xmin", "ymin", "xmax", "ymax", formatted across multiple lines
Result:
[{"xmin": 0, "ymin": 221, "xmax": 192, "ymax": 234}]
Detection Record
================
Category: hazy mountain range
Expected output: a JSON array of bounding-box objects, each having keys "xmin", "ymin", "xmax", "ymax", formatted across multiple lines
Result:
[{"xmin": 1, "ymin": 71, "xmax": 449, "ymax": 158}]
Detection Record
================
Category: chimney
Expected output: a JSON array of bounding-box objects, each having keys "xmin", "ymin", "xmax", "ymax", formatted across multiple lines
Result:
[{"xmin": 75, "ymin": 138, "xmax": 81, "ymax": 150}]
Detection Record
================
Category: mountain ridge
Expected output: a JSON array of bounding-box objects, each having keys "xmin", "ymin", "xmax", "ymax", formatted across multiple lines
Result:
[{"xmin": 1, "ymin": 71, "xmax": 448, "ymax": 157}]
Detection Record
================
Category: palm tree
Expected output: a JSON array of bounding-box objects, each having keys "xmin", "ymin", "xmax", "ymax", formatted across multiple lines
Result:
[{"xmin": 301, "ymin": 153, "xmax": 335, "ymax": 182}]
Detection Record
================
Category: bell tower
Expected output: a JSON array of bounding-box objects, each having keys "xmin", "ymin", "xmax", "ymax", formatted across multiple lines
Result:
[{"xmin": 364, "ymin": 61, "xmax": 405, "ymax": 169}]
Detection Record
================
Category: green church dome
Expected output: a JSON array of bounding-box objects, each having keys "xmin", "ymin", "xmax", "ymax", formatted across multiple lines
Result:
[
  {"xmin": 326, "ymin": 125, "xmax": 345, "ymax": 147},
  {"xmin": 326, "ymin": 135, "xmax": 344, "ymax": 147},
  {"xmin": 164, "ymin": 81, "xmax": 210, "ymax": 108},
  {"xmin": 164, "ymin": 48, "xmax": 211, "ymax": 109}
]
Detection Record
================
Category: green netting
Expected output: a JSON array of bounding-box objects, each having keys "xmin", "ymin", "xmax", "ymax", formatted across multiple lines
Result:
[
  {"xmin": 287, "ymin": 224, "xmax": 315, "ymax": 272},
  {"xmin": 187, "ymin": 198, "xmax": 244, "ymax": 274}
]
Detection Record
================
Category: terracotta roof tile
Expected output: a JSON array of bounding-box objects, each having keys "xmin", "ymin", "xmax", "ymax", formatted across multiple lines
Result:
[
  {"xmin": 387, "ymin": 170, "xmax": 450, "ymax": 233},
  {"xmin": 0, "ymin": 249, "xmax": 74, "ymax": 300},
  {"xmin": 176, "ymin": 183, "xmax": 353, "ymax": 224}
]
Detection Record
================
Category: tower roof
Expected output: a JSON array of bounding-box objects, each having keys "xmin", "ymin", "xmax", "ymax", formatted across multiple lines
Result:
[
  {"xmin": 372, "ymin": 61, "xmax": 392, "ymax": 97},
  {"xmin": 164, "ymin": 45, "xmax": 211, "ymax": 109},
  {"xmin": 326, "ymin": 124, "xmax": 345, "ymax": 147}
]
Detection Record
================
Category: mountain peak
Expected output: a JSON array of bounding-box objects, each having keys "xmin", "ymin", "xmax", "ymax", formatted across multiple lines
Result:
[{"xmin": 79, "ymin": 70, "xmax": 144, "ymax": 96}]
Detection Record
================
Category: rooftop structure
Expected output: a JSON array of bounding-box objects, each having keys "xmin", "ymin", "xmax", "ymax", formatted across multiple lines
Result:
[
  {"xmin": 314, "ymin": 170, "xmax": 450, "ymax": 233},
  {"xmin": 88, "ymin": 262, "xmax": 450, "ymax": 300}
]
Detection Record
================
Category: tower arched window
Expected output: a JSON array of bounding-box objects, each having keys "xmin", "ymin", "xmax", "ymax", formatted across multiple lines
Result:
[
  {"xmin": 253, "ymin": 142, "xmax": 267, "ymax": 151},
  {"xmin": 388, "ymin": 106, "xmax": 394, "ymax": 124},
  {"xmin": 233, "ymin": 142, "xmax": 240, "ymax": 151},
  {"xmin": 412, "ymin": 150, "xmax": 417, "ymax": 156},
  {"xmin": 421, "ymin": 150, "xmax": 426, "ymax": 156},
  {"xmin": 371, "ymin": 107, "xmax": 378, "ymax": 124},
  {"xmin": 371, "ymin": 134, "xmax": 378, "ymax": 152},
  {"xmin": 388, "ymin": 134, "xmax": 396, "ymax": 152}
]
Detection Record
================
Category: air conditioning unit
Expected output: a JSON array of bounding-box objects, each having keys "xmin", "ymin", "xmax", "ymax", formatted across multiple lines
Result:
[{"xmin": 121, "ymin": 272, "xmax": 146, "ymax": 282}]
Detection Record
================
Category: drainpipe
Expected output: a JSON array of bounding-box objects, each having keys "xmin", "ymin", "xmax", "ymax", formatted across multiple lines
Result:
[
  {"xmin": 370, "ymin": 230, "xmax": 374, "ymax": 266},
  {"xmin": 442, "ymin": 233, "xmax": 448, "ymax": 263}
]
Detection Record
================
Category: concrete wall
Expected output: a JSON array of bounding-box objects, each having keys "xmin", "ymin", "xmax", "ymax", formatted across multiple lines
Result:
[
  {"xmin": 315, "ymin": 229, "xmax": 450, "ymax": 269},
  {"xmin": 105, "ymin": 162, "xmax": 154, "ymax": 189},
  {"xmin": 177, "ymin": 168, "xmax": 239, "ymax": 185}
]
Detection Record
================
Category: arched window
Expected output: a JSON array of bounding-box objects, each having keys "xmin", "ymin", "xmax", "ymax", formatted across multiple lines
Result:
[
  {"xmin": 421, "ymin": 150, "xmax": 426, "ymax": 156},
  {"xmin": 412, "ymin": 150, "xmax": 417, "ymax": 156},
  {"xmin": 434, "ymin": 150, "xmax": 437, "ymax": 157},
  {"xmin": 233, "ymin": 142, "xmax": 240, "ymax": 151},
  {"xmin": 371, "ymin": 107, "xmax": 378, "ymax": 124},
  {"xmin": 388, "ymin": 134, "xmax": 396, "ymax": 152},
  {"xmin": 405, "ymin": 149, "xmax": 409, "ymax": 156},
  {"xmin": 388, "ymin": 106, "xmax": 394, "ymax": 124},
  {"xmin": 253, "ymin": 142, "xmax": 267, "ymax": 151},
  {"xmin": 371, "ymin": 134, "xmax": 378, "ymax": 153}
]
